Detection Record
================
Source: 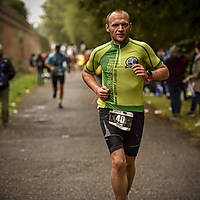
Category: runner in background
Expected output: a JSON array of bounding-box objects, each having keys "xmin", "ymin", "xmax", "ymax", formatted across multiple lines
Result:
[{"xmin": 45, "ymin": 44, "xmax": 70, "ymax": 109}]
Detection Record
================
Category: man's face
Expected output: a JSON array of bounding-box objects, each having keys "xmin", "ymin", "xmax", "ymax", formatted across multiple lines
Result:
[
  {"xmin": 195, "ymin": 47, "xmax": 200, "ymax": 54},
  {"xmin": 106, "ymin": 12, "xmax": 132, "ymax": 45},
  {"xmin": 55, "ymin": 46, "xmax": 60, "ymax": 53}
]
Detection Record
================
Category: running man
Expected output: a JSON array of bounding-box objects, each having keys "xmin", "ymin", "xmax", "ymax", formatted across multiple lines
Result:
[
  {"xmin": 82, "ymin": 10, "xmax": 169, "ymax": 200},
  {"xmin": 46, "ymin": 44, "xmax": 70, "ymax": 108}
]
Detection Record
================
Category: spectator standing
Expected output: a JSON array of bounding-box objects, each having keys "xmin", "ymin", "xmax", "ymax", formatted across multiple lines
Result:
[
  {"xmin": 0, "ymin": 43, "xmax": 16, "ymax": 127},
  {"xmin": 184, "ymin": 40, "xmax": 200, "ymax": 117},
  {"xmin": 43, "ymin": 53, "xmax": 50, "ymax": 72},
  {"xmin": 185, "ymin": 50, "xmax": 197, "ymax": 117},
  {"xmin": 156, "ymin": 48, "xmax": 170, "ymax": 96},
  {"xmin": 29, "ymin": 53, "xmax": 36, "ymax": 67},
  {"xmin": 76, "ymin": 52, "xmax": 85, "ymax": 70},
  {"xmin": 165, "ymin": 45, "xmax": 188, "ymax": 118},
  {"xmin": 35, "ymin": 53, "xmax": 44, "ymax": 85}
]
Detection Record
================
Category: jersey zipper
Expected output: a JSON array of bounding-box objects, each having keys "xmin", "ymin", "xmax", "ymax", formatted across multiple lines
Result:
[{"xmin": 119, "ymin": 45, "xmax": 121, "ymax": 66}]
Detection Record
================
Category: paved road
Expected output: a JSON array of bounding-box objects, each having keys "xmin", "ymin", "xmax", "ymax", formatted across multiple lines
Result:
[{"xmin": 0, "ymin": 70, "xmax": 200, "ymax": 200}]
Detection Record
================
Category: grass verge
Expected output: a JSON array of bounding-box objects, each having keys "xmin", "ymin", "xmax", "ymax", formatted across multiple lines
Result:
[
  {"xmin": 144, "ymin": 94, "xmax": 200, "ymax": 137},
  {"xmin": 0, "ymin": 71, "xmax": 38, "ymax": 115}
]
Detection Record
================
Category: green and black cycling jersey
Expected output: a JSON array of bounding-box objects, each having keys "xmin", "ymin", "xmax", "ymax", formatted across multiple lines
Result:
[{"xmin": 85, "ymin": 38, "xmax": 162, "ymax": 112}]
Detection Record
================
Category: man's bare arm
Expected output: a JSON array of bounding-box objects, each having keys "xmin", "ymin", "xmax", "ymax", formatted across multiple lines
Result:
[
  {"xmin": 132, "ymin": 63, "xmax": 169, "ymax": 81},
  {"xmin": 45, "ymin": 62, "xmax": 55, "ymax": 72},
  {"xmin": 82, "ymin": 68, "xmax": 109, "ymax": 100},
  {"xmin": 150, "ymin": 63, "xmax": 169, "ymax": 80}
]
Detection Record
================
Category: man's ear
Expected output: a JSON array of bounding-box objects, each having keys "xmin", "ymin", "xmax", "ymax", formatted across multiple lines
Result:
[
  {"xmin": 130, "ymin": 22, "xmax": 132, "ymax": 31},
  {"xmin": 105, "ymin": 24, "xmax": 109, "ymax": 33}
]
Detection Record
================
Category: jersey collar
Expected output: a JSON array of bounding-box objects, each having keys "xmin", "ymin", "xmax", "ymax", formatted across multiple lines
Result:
[{"xmin": 111, "ymin": 38, "xmax": 129, "ymax": 48}]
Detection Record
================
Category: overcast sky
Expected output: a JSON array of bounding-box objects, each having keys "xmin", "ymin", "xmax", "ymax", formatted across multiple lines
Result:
[{"xmin": 22, "ymin": 0, "xmax": 46, "ymax": 26}]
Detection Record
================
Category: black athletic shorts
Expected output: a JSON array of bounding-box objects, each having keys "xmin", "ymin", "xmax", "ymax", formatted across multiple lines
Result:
[
  {"xmin": 99, "ymin": 108, "xmax": 144, "ymax": 157},
  {"xmin": 52, "ymin": 72, "xmax": 65, "ymax": 88}
]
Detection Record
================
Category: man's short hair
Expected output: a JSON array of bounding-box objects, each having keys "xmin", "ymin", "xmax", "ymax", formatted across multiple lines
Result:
[
  {"xmin": 55, "ymin": 44, "xmax": 61, "ymax": 49},
  {"xmin": 106, "ymin": 9, "xmax": 130, "ymax": 25}
]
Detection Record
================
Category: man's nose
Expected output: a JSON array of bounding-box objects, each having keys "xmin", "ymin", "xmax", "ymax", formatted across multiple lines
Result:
[{"xmin": 118, "ymin": 25, "xmax": 124, "ymax": 31}]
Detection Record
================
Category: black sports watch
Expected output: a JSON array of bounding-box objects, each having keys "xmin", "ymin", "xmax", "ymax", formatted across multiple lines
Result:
[{"xmin": 146, "ymin": 70, "xmax": 152, "ymax": 79}]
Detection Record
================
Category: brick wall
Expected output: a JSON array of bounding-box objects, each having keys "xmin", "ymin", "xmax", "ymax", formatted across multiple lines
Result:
[{"xmin": 0, "ymin": 4, "xmax": 43, "ymax": 71}]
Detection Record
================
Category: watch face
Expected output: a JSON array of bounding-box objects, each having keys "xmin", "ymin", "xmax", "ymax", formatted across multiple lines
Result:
[{"xmin": 147, "ymin": 70, "xmax": 152, "ymax": 76}]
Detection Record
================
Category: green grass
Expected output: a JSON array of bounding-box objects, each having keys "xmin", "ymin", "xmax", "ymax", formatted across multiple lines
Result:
[
  {"xmin": 144, "ymin": 94, "xmax": 200, "ymax": 137},
  {"xmin": 0, "ymin": 71, "xmax": 38, "ymax": 115}
]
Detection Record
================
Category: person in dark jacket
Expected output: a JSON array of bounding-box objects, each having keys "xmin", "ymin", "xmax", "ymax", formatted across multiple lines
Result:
[
  {"xmin": 35, "ymin": 53, "xmax": 44, "ymax": 85},
  {"xmin": 165, "ymin": 45, "xmax": 188, "ymax": 118},
  {"xmin": 0, "ymin": 43, "xmax": 16, "ymax": 127}
]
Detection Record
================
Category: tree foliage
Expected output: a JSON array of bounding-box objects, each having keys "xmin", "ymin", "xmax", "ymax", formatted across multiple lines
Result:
[
  {"xmin": 0, "ymin": 0, "xmax": 28, "ymax": 19},
  {"xmin": 40, "ymin": 0, "xmax": 68, "ymax": 44},
  {"xmin": 41, "ymin": 0, "xmax": 200, "ymax": 50},
  {"xmin": 40, "ymin": 0, "xmax": 106, "ymax": 48}
]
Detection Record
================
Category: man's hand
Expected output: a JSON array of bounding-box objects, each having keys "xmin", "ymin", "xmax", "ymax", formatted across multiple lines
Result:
[
  {"xmin": 96, "ymin": 86, "xmax": 109, "ymax": 101},
  {"xmin": 50, "ymin": 66, "xmax": 55, "ymax": 72},
  {"xmin": 183, "ymin": 76, "xmax": 191, "ymax": 83},
  {"xmin": 45, "ymin": 62, "xmax": 55, "ymax": 72},
  {"xmin": 132, "ymin": 64, "xmax": 147, "ymax": 79}
]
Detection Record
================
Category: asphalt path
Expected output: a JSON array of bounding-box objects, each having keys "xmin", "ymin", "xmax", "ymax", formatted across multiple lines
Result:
[{"xmin": 0, "ymin": 70, "xmax": 200, "ymax": 200}]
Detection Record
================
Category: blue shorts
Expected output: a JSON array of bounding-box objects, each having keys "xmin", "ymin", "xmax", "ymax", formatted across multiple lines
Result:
[{"xmin": 99, "ymin": 108, "xmax": 144, "ymax": 157}]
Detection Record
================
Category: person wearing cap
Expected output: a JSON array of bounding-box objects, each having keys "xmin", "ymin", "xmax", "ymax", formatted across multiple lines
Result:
[
  {"xmin": 0, "ymin": 43, "xmax": 16, "ymax": 127},
  {"xmin": 45, "ymin": 44, "xmax": 70, "ymax": 108}
]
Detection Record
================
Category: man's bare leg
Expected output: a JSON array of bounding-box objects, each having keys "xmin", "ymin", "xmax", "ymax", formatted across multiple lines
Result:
[
  {"xmin": 59, "ymin": 83, "xmax": 64, "ymax": 100},
  {"xmin": 111, "ymin": 148, "xmax": 128, "ymax": 200},
  {"xmin": 125, "ymin": 155, "xmax": 136, "ymax": 195},
  {"xmin": 58, "ymin": 83, "xmax": 64, "ymax": 108}
]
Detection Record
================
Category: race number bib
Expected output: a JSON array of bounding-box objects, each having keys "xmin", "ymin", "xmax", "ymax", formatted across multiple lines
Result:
[
  {"xmin": 57, "ymin": 69, "xmax": 64, "ymax": 76},
  {"xmin": 108, "ymin": 110, "xmax": 134, "ymax": 131}
]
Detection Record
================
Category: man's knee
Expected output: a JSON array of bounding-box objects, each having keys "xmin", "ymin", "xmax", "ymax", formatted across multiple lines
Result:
[
  {"xmin": 112, "ymin": 158, "xmax": 127, "ymax": 172},
  {"xmin": 112, "ymin": 151, "xmax": 127, "ymax": 172}
]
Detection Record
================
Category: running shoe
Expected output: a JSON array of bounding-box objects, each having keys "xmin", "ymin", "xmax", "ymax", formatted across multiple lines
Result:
[
  {"xmin": 186, "ymin": 111, "xmax": 195, "ymax": 117},
  {"xmin": 58, "ymin": 103, "xmax": 63, "ymax": 109}
]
